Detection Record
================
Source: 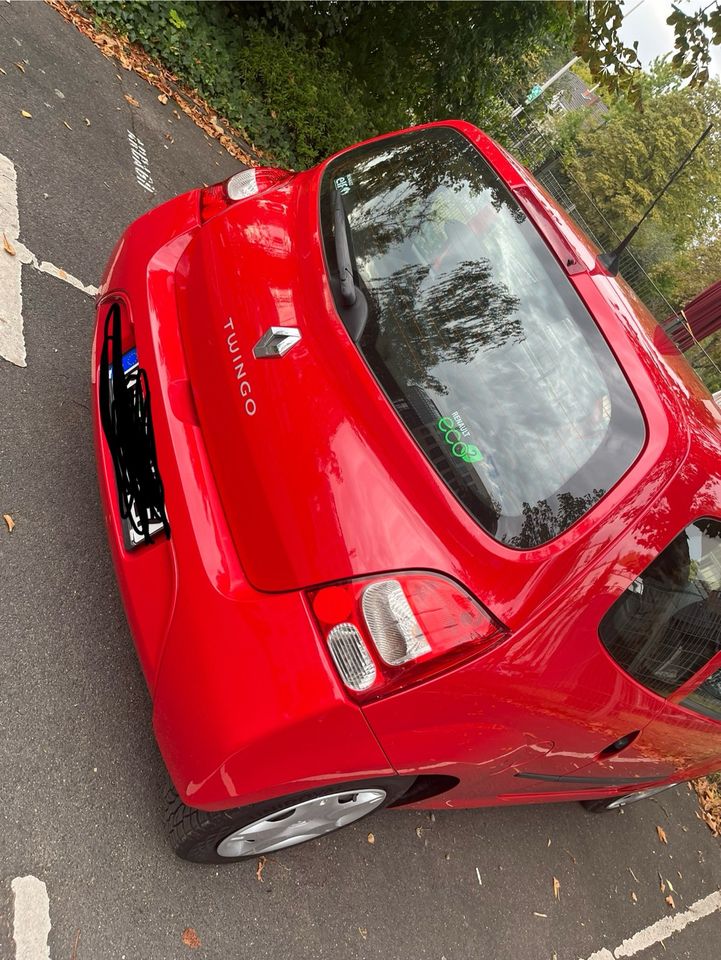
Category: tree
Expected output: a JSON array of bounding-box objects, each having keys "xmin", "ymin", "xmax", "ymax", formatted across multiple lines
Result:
[
  {"xmin": 573, "ymin": 0, "xmax": 721, "ymax": 103},
  {"xmin": 554, "ymin": 63, "xmax": 721, "ymax": 297}
]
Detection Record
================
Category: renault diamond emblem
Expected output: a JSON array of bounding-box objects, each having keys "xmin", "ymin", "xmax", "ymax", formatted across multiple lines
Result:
[{"xmin": 253, "ymin": 326, "xmax": 302, "ymax": 359}]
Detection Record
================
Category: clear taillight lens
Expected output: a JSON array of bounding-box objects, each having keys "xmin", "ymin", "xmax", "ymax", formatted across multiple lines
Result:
[
  {"xmin": 362, "ymin": 580, "xmax": 430, "ymax": 665},
  {"xmin": 327, "ymin": 623, "xmax": 376, "ymax": 691},
  {"xmin": 199, "ymin": 166, "xmax": 293, "ymax": 223},
  {"xmin": 308, "ymin": 573, "xmax": 505, "ymax": 702}
]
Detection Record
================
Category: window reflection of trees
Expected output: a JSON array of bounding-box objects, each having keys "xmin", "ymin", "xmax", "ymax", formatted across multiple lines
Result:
[
  {"xmin": 342, "ymin": 131, "xmax": 521, "ymax": 260},
  {"xmin": 366, "ymin": 258, "xmax": 522, "ymax": 395},
  {"xmin": 508, "ymin": 490, "xmax": 607, "ymax": 549}
]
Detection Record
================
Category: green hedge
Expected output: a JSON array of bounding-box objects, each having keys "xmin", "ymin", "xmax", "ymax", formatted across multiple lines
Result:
[
  {"xmin": 84, "ymin": 1, "xmax": 571, "ymax": 168},
  {"xmin": 85, "ymin": 1, "xmax": 372, "ymax": 168}
]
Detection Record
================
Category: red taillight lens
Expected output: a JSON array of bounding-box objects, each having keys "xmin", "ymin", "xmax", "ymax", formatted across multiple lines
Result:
[
  {"xmin": 199, "ymin": 167, "xmax": 293, "ymax": 223},
  {"xmin": 308, "ymin": 573, "xmax": 505, "ymax": 702}
]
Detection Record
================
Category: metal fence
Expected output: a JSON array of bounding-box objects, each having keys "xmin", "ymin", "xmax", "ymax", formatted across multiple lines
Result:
[{"xmin": 483, "ymin": 103, "xmax": 679, "ymax": 325}]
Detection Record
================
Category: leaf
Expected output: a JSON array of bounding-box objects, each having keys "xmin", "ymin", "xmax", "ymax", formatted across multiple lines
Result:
[
  {"xmin": 367, "ymin": 832, "xmax": 375, "ymax": 844},
  {"xmin": 553, "ymin": 877, "xmax": 561, "ymax": 900},
  {"xmin": 3, "ymin": 514, "xmax": 15, "ymax": 532},
  {"xmin": 181, "ymin": 927, "xmax": 201, "ymax": 949},
  {"xmin": 21, "ymin": 110, "xmax": 32, "ymax": 118},
  {"xmin": 665, "ymin": 894, "xmax": 675, "ymax": 909},
  {"xmin": 63, "ymin": 120, "xmax": 72, "ymax": 130},
  {"xmin": 415, "ymin": 825, "xmax": 423, "ymax": 839},
  {"xmin": 2, "ymin": 232, "xmax": 16, "ymax": 256},
  {"xmin": 255, "ymin": 855, "xmax": 266, "ymax": 882},
  {"xmin": 667, "ymin": 879, "xmax": 674, "ymax": 893},
  {"xmin": 84, "ymin": 118, "xmax": 90, "ymax": 126},
  {"xmin": 14, "ymin": 61, "xmax": 25, "ymax": 73},
  {"xmin": 0, "ymin": 67, "xmax": 6, "ymax": 75},
  {"xmin": 358, "ymin": 927, "xmax": 368, "ymax": 940},
  {"xmin": 659, "ymin": 873, "xmax": 666, "ymax": 893},
  {"xmin": 656, "ymin": 825, "xmax": 668, "ymax": 844},
  {"xmin": 124, "ymin": 94, "xmax": 140, "ymax": 108},
  {"xmin": 158, "ymin": 93, "xmax": 168, "ymax": 104},
  {"xmin": 533, "ymin": 912, "xmax": 548, "ymax": 918},
  {"xmin": 631, "ymin": 891, "xmax": 638, "ymax": 902}
]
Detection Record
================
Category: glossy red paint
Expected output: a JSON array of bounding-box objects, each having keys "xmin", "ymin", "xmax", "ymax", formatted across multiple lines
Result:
[{"xmin": 92, "ymin": 120, "xmax": 721, "ymax": 817}]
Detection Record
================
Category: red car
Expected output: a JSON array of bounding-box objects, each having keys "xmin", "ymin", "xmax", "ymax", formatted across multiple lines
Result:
[{"xmin": 92, "ymin": 120, "xmax": 721, "ymax": 862}]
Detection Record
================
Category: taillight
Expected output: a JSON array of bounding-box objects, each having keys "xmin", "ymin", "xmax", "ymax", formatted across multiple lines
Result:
[
  {"xmin": 199, "ymin": 166, "xmax": 293, "ymax": 223},
  {"xmin": 308, "ymin": 573, "xmax": 505, "ymax": 702}
]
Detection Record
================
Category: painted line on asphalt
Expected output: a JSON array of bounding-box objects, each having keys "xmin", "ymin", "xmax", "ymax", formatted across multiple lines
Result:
[
  {"xmin": 0, "ymin": 151, "xmax": 98, "ymax": 368},
  {"xmin": 0, "ymin": 151, "xmax": 26, "ymax": 366},
  {"xmin": 127, "ymin": 129, "xmax": 155, "ymax": 194},
  {"xmin": 11, "ymin": 876, "xmax": 52, "ymax": 960},
  {"xmin": 582, "ymin": 889, "xmax": 721, "ymax": 959}
]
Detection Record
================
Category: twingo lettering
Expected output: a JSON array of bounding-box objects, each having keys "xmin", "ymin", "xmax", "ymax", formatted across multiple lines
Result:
[{"xmin": 223, "ymin": 316, "xmax": 257, "ymax": 417}]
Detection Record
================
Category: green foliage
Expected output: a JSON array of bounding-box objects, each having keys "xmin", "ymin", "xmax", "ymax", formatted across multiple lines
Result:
[
  {"xmin": 84, "ymin": 1, "xmax": 572, "ymax": 167},
  {"xmin": 85, "ymin": 0, "xmax": 373, "ymax": 167},
  {"xmin": 557, "ymin": 63, "xmax": 721, "ymax": 266}
]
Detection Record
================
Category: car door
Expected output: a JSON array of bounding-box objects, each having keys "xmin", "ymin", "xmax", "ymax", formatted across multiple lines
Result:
[
  {"xmin": 568, "ymin": 519, "xmax": 721, "ymax": 788},
  {"xmin": 643, "ymin": 654, "xmax": 721, "ymax": 778}
]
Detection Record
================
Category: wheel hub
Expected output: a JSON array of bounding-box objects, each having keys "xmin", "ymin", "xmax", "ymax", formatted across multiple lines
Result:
[{"xmin": 216, "ymin": 789, "xmax": 387, "ymax": 858}]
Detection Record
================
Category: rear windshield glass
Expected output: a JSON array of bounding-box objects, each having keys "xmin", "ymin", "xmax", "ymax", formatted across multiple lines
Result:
[
  {"xmin": 600, "ymin": 519, "xmax": 721, "ymax": 698},
  {"xmin": 320, "ymin": 127, "xmax": 645, "ymax": 548}
]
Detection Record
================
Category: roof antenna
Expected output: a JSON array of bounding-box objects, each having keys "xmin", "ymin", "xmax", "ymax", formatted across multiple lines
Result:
[{"xmin": 598, "ymin": 122, "xmax": 713, "ymax": 276}]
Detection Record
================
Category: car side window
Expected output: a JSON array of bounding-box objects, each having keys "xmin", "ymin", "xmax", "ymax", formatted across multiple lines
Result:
[
  {"xmin": 599, "ymin": 519, "xmax": 721, "ymax": 697},
  {"xmin": 682, "ymin": 666, "xmax": 721, "ymax": 721}
]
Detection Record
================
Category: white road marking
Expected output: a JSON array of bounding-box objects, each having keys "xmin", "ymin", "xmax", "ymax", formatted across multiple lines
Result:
[
  {"xmin": 11, "ymin": 875, "xmax": 52, "ymax": 960},
  {"xmin": 0, "ymin": 151, "xmax": 26, "ymax": 366},
  {"xmin": 127, "ymin": 129, "xmax": 155, "ymax": 194},
  {"xmin": 583, "ymin": 889, "xmax": 721, "ymax": 960},
  {"xmin": 0, "ymin": 152, "xmax": 98, "ymax": 368},
  {"xmin": 13, "ymin": 240, "xmax": 98, "ymax": 297}
]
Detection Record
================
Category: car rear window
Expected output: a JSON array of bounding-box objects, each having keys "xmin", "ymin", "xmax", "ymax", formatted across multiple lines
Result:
[
  {"xmin": 600, "ymin": 519, "xmax": 721, "ymax": 699},
  {"xmin": 320, "ymin": 127, "xmax": 645, "ymax": 548}
]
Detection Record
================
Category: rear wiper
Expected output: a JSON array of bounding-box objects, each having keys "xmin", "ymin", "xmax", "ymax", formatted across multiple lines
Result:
[
  {"xmin": 333, "ymin": 188, "xmax": 358, "ymax": 307},
  {"xmin": 332, "ymin": 188, "xmax": 367, "ymax": 342}
]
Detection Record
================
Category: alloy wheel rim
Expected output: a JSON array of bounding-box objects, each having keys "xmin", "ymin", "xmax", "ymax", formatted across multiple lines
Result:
[
  {"xmin": 606, "ymin": 784, "xmax": 674, "ymax": 809},
  {"xmin": 216, "ymin": 789, "xmax": 387, "ymax": 857}
]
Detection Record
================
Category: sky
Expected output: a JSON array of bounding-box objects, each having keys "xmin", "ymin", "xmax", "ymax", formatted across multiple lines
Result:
[{"xmin": 619, "ymin": 0, "xmax": 721, "ymax": 78}]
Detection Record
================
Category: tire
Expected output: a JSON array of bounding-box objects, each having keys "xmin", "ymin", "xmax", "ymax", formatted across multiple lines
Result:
[
  {"xmin": 581, "ymin": 782, "xmax": 680, "ymax": 812},
  {"xmin": 165, "ymin": 776, "xmax": 415, "ymax": 863}
]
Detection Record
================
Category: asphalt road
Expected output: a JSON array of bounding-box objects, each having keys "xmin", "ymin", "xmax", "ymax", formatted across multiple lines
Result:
[{"xmin": 0, "ymin": 4, "xmax": 719, "ymax": 960}]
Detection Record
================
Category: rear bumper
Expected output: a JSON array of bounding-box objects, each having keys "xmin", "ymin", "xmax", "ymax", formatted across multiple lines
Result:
[{"xmin": 91, "ymin": 192, "xmax": 394, "ymax": 811}]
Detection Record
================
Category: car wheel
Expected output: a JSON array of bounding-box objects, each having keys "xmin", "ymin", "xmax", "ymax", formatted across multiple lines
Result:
[
  {"xmin": 165, "ymin": 776, "xmax": 415, "ymax": 863},
  {"xmin": 581, "ymin": 782, "xmax": 681, "ymax": 812}
]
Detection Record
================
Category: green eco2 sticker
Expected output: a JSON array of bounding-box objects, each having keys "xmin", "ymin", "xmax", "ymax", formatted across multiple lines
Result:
[{"xmin": 437, "ymin": 417, "xmax": 484, "ymax": 463}]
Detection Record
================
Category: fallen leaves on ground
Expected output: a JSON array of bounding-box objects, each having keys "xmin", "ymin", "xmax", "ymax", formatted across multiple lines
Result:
[
  {"xmin": 47, "ymin": 0, "xmax": 256, "ymax": 166},
  {"xmin": 415, "ymin": 825, "xmax": 423, "ymax": 839},
  {"xmin": 630, "ymin": 891, "xmax": 638, "ymax": 902},
  {"xmin": 659, "ymin": 873, "xmax": 666, "ymax": 893},
  {"xmin": 15, "ymin": 61, "xmax": 25, "ymax": 73},
  {"xmin": 0, "ymin": 67, "xmax": 6, "ymax": 75},
  {"xmin": 3, "ymin": 514, "xmax": 15, "ymax": 533},
  {"xmin": 124, "ymin": 93, "xmax": 140, "ymax": 108},
  {"xmin": 158, "ymin": 93, "xmax": 168, "ymax": 104},
  {"xmin": 656, "ymin": 825, "xmax": 668, "ymax": 844},
  {"xmin": 63, "ymin": 120, "xmax": 72, "ymax": 129},
  {"xmin": 692, "ymin": 776, "xmax": 721, "ymax": 837},
  {"xmin": 665, "ymin": 894, "xmax": 676, "ymax": 909},
  {"xmin": 255, "ymin": 856, "xmax": 266, "ymax": 882},
  {"xmin": 367, "ymin": 832, "xmax": 375, "ymax": 844},
  {"xmin": 21, "ymin": 110, "xmax": 32, "ymax": 118},
  {"xmin": 181, "ymin": 928, "xmax": 201, "ymax": 949},
  {"xmin": 2, "ymin": 232, "xmax": 16, "ymax": 256},
  {"xmin": 552, "ymin": 877, "xmax": 561, "ymax": 901},
  {"xmin": 84, "ymin": 117, "xmax": 91, "ymax": 126},
  {"xmin": 358, "ymin": 927, "xmax": 367, "ymax": 940}
]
